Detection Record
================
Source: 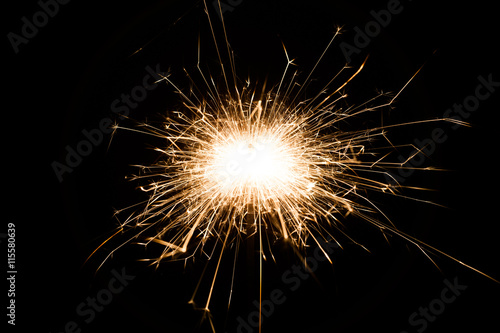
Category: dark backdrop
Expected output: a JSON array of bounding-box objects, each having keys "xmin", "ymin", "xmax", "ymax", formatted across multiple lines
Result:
[{"xmin": 5, "ymin": 1, "xmax": 499, "ymax": 332}]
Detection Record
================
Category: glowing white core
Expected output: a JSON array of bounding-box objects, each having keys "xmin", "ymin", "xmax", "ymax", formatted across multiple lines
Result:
[{"xmin": 214, "ymin": 137, "xmax": 287, "ymax": 188}]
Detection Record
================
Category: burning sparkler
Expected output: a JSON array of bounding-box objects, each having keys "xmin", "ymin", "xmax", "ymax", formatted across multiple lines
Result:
[{"xmin": 88, "ymin": 1, "xmax": 498, "ymax": 331}]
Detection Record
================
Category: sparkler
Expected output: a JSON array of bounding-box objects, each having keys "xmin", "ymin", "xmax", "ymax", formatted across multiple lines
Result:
[{"xmin": 88, "ymin": 1, "xmax": 498, "ymax": 331}]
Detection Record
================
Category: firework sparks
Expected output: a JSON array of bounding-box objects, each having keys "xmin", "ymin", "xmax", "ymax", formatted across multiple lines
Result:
[{"xmin": 88, "ymin": 1, "xmax": 498, "ymax": 331}]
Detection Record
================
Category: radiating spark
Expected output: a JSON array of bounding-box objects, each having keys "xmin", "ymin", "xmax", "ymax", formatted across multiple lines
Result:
[{"xmin": 88, "ymin": 1, "xmax": 498, "ymax": 331}]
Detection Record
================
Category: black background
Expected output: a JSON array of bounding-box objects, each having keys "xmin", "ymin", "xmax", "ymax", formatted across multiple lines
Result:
[{"xmin": 5, "ymin": 0, "xmax": 500, "ymax": 332}]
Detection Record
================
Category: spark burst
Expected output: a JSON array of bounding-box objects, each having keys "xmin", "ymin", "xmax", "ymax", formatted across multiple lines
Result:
[{"xmin": 89, "ymin": 1, "xmax": 498, "ymax": 331}]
